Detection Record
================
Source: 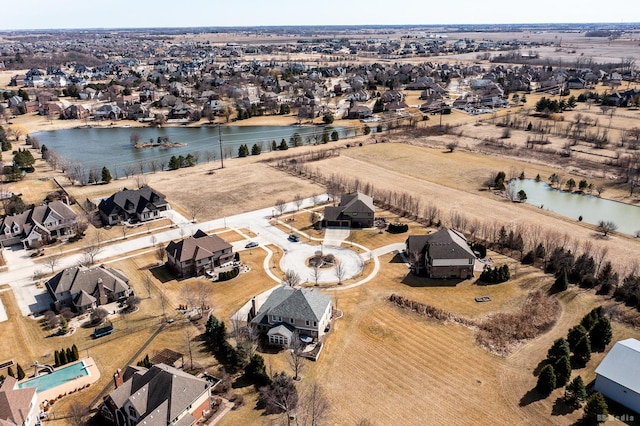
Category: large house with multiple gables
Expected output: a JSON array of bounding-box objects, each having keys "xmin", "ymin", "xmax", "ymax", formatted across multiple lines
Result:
[
  {"xmin": 100, "ymin": 363, "xmax": 214, "ymax": 426},
  {"xmin": 322, "ymin": 192, "xmax": 375, "ymax": 228},
  {"xmin": 406, "ymin": 228, "xmax": 476, "ymax": 279},
  {"xmin": 251, "ymin": 286, "xmax": 332, "ymax": 347},
  {"xmin": 0, "ymin": 200, "xmax": 78, "ymax": 248},
  {"xmin": 45, "ymin": 265, "xmax": 132, "ymax": 313},
  {"xmin": 166, "ymin": 230, "xmax": 234, "ymax": 277},
  {"xmin": 98, "ymin": 187, "xmax": 169, "ymax": 226},
  {"xmin": 0, "ymin": 376, "xmax": 39, "ymax": 426}
]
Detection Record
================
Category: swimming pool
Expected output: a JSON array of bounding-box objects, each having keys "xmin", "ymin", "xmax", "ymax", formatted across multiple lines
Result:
[{"xmin": 17, "ymin": 361, "xmax": 89, "ymax": 393}]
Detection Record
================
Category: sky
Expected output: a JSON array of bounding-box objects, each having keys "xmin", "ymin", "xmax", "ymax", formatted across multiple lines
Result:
[{"xmin": 4, "ymin": 0, "xmax": 640, "ymax": 30}]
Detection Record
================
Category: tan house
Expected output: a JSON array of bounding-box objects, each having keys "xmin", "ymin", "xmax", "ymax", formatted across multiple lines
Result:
[
  {"xmin": 0, "ymin": 376, "xmax": 39, "ymax": 426},
  {"xmin": 0, "ymin": 201, "xmax": 78, "ymax": 248},
  {"xmin": 323, "ymin": 192, "xmax": 375, "ymax": 228},
  {"xmin": 406, "ymin": 228, "xmax": 476, "ymax": 279},
  {"xmin": 100, "ymin": 364, "xmax": 214, "ymax": 426},
  {"xmin": 251, "ymin": 286, "xmax": 332, "ymax": 347},
  {"xmin": 45, "ymin": 265, "xmax": 132, "ymax": 313},
  {"xmin": 166, "ymin": 230, "xmax": 234, "ymax": 277}
]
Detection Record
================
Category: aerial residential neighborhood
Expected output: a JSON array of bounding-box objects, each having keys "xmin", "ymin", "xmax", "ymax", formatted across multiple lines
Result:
[{"xmin": 0, "ymin": 6, "xmax": 639, "ymax": 425}]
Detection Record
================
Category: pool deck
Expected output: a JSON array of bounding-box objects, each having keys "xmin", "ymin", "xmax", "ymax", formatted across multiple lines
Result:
[{"xmin": 20, "ymin": 357, "xmax": 101, "ymax": 406}]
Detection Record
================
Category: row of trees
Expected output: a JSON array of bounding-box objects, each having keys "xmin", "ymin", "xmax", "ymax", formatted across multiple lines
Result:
[
  {"xmin": 55, "ymin": 344, "xmax": 80, "ymax": 367},
  {"xmin": 536, "ymin": 307, "xmax": 611, "ymax": 422},
  {"xmin": 6, "ymin": 364, "xmax": 26, "ymax": 380}
]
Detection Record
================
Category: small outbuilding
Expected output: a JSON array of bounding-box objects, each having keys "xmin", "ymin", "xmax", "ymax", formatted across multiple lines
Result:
[{"xmin": 594, "ymin": 338, "xmax": 640, "ymax": 414}]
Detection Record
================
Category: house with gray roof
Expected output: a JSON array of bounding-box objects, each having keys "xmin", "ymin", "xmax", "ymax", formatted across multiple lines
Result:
[
  {"xmin": 251, "ymin": 286, "xmax": 332, "ymax": 347},
  {"xmin": 594, "ymin": 338, "xmax": 640, "ymax": 414},
  {"xmin": 0, "ymin": 200, "xmax": 78, "ymax": 249},
  {"xmin": 166, "ymin": 230, "xmax": 233, "ymax": 277},
  {"xmin": 100, "ymin": 363, "xmax": 213, "ymax": 426},
  {"xmin": 406, "ymin": 228, "xmax": 475, "ymax": 279},
  {"xmin": 98, "ymin": 187, "xmax": 169, "ymax": 226},
  {"xmin": 0, "ymin": 376, "xmax": 38, "ymax": 426},
  {"xmin": 45, "ymin": 265, "xmax": 132, "ymax": 313},
  {"xmin": 322, "ymin": 192, "xmax": 375, "ymax": 228}
]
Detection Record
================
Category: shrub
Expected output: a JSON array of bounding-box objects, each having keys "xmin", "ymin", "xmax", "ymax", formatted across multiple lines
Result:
[
  {"xmin": 217, "ymin": 267, "xmax": 240, "ymax": 282},
  {"xmin": 387, "ymin": 222, "xmax": 408, "ymax": 234},
  {"xmin": 479, "ymin": 264, "xmax": 510, "ymax": 284}
]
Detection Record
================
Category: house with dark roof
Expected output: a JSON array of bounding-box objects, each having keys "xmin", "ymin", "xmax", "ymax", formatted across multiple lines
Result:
[
  {"xmin": 594, "ymin": 338, "xmax": 640, "ymax": 414},
  {"xmin": 406, "ymin": 228, "xmax": 476, "ymax": 279},
  {"xmin": 45, "ymin": 265, "xmax": 132, "ymax": 313},
  {"xmin": 100, "ymin": 364, "xmax": 213, "ymax": 426},
  {"xmin": 166, "ymin": 230, "xmax": 233, "ymax": 277},
  {"xmin": 323, "ymin": 192, "xmax": 375, "ymax": 228},
  {"xmin": 251, "ymin": 286, "xmax": 332, "ymax": 347},
  {"xmin": 0, "ymin": 376, "xmax": 39, "ymax": 426},
  {"xmin": 0, "ymin": 201, "xmax": 78, "ymax": 249},
  {"xmin": 98, "ymin": 187, "xmax": 169, "ymax": 225}
]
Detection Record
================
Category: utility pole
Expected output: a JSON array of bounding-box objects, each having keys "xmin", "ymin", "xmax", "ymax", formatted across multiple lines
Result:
[{"xmin": 218, "ymin": 125, "xmax": 224, "ymax": 169}]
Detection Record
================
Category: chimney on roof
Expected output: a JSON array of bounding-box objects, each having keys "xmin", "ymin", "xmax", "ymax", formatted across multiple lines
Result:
[
  {"xmin": 114, "ymin": 368, "xmax": 123, "ymax": 388},
  {"xmin": 250, "ymin": 297, "xmax": 256, "ymax": 317}
]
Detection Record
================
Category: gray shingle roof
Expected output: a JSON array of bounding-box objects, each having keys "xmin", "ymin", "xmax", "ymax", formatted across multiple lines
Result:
[
  {"xmin": 98, "ymin": 186, "xmax": 167, "ymax": 217},
  {"xmin": 107, "ymin": 363, "xmax": 210, "ymax": 424},
  {"xmin": 45, "ymin": 265, "xmax": 130, "ymax": 305},
  {"xmin": 166, "ymin": 230, "xmax": 232, "ymax": 263},
  {"xmin": 595, "ymin": 338, "xmax": 640, "ymax": 395},
  {"xmin": 252, "ymin": 287, "xmax": 331, "ymax": 325}
]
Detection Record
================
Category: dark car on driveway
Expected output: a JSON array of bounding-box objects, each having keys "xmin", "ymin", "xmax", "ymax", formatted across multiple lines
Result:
[{"xmin": 288, "ymin": 234, "xmax": 300, "ymax": 242}]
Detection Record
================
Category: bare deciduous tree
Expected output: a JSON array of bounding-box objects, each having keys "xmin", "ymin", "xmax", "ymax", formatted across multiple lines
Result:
[
  {"xmin": 183, "ymin": 325, "xmax": 195, "ymax": 370},
  {"xmin": 67, "ymin": 401, "xmax": 89, "ymax": 426},
  {"xmin": 294, "ymin": 194, "xmax": 303, "ymax": 211},
  {"xmin": 597, "ymin": 220, "xmax": 617, "ymax": 237},
  {"xmin": 44, "ymin": 253, "xmax": 60, "ymax": 273},
  {"xmin": 296, "ymin": 382, "xmax": 331, "ymax": 426},
  {"xmin": 274, "ymin": 199, "xmax": 287, "ymax": 217},
  {"xmin": 288, "ymin": 337, "xmax": 306, "ymax": 380},
  {"xmin": 187, "ymin": 197, "xmax": 206, "ymax": 222},
  {"xmin": 310, "ymin": 265, "xmax": 321, "ymax": 286},
  {"xmin": 284, "ymin": 270, "xmax": 301, "ymax": 287},
  {"xmin": 334, "ymin": 262, "xmax": 346, "ymax": 284},
  {"xmin": 156, "ymin": 244, "xmax": 166, "ymax": 264}
]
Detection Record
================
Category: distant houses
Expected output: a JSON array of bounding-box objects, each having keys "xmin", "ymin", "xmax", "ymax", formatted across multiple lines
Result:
[
  {"xmin": 98, "ymin": 187, "xmax": 169, "ymax": 226},
  {"xmin": 45, "ymin": 265, "xmax": 132, "ymax": 313},
  {"xmin": 251, "ymin": 286, "xmax": 332, "ymax": 347},
  {"xmin": 0, "ymin": 200, "xmax": 78, "ymax": 249},
  {"xmin": 594, "ymin": 338, "xmax": 640, "ymax": 414},
  {"xmin": 100, "ymin": 364, "xmax": 214, "ymax": 426},
  {"xmin": 405, "ymin": 228, "xmax": 476, "ymax": 279},
  {"xmin": 322, "ymin": 192, "xmax": 375, "ymax": 228},
  {"xmin": 166, "ymin": 230, "xmax": 234, "ymax": 277}
]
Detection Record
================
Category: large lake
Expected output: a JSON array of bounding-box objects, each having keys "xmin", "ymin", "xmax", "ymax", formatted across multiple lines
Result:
[
  {"xmin": 34, "ymin": 125, "xmax": 353, "ymax": 173},
  {"xmin": 510, "ymin": 179, "xmax": 640, "ymax": 236}
]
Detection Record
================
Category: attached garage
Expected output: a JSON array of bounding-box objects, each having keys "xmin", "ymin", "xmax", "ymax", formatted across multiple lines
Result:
[{"xmin": 594, "ymin": 338, "xmax": 640, "ymax": 414}]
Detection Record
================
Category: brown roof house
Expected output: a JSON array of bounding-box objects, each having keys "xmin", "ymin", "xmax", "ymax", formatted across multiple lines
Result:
[
  {"xmin": 98, "ymin": 187, "xmax": 169, "ymax": 226},
  {"xmin": 166, "ymin": 230, "xmax": 233, "ymax": 277},
  {"xmin": 45, "ymin": 265, "xmax": 132, "ymax": 313},
  {"xmin": 99, "ymin": 363, "xmax": 214, "ymax": 426},
  {"xmin": 0, "ymin": 376, "xmax": 39, "ymax": 426},
  {"xmin": 0, "ymin": 201, "xmax": 78, "ymax": 249},
  {"xmin": 405, "ymin": 228, "xmax": 476, "ymax": 279},
  {"xmin": 323, "ymin": 192, "xmax": 375, "ymax": 228},
  {"xmin": 250, "ymin": 286, "xmax": 332, "ymax": 347}
]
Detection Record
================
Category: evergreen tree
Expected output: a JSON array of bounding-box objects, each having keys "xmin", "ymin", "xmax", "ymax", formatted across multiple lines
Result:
[
  {"xmin": 583, "ymin": 391, "xmax": 608, "ymax": 423},
  {"xmin": 331, "ymin": 130, "xmax": 339, "ymax": 141},
  {"xmin": 59, "ymin": 349, "xmax": 68, "ymax": 365},
  {"xmin": 547, "ymin": 338, "xmax": 571, "ymax": 363},
  {"xmin": 54, "ymin": 350, "xmax": 60, "ymax": 367},
  {"xmin": 16, "ymin": 364, "xmax": 25, "ymax": 380},
  {"xmin": 554, "ymin": 356, "xmax": 571, "ymax": 387},
  {"xmin": 185, "ymin": 153, "xmax": 195, "ymax": 166},
  {"xmin": 168, "ymin": 155, "xmax": 181, "ymax": 170},
  {"xmin": 251, "ymin": 144, "xmax": 261, "ymax": 156},
  {"xmin": 573, "ymin": 336, "xmax": 592, "ymax": 366},
  {"xmin": 565, "ymin": 376, "xmax": 587, "ymax": 406},
  {"xmin": 567, "ymin": 324, "xmax": 588, "ymax": 352},
  {"xmin": 245, "ymin": 354, "xmax": 271, "ymax": 387},
  {"xmin": 553, "ymin": 268, "xmax": 569, "ymax": 292},
  {"xmin": 7, "ymin": 366, "xmax": 14, "ymax": 378},
  {"xmin": 72, "ymin": 344, "xmax": 79, "ymax": 361},
  {"xmin": 589, "ymin": 317, "xmax": 613, "ymax": 352},
  {"xmin": 278, "ymin": 139, "xmax": 289, "ymax": 150},
  {"xmin": 536, "ymin": 364, "xmax": 556, "ymax": 396},
  {"xmin": 238, "ymin": 144, "xmax": 248, "ymax": 157},
  {"xmin": 271, "ymin": 140, "xmax": 277, "ymax": 151},
  {"xmin": 101, "ymin": 166, "xmax": 112, "ymax": 183}
]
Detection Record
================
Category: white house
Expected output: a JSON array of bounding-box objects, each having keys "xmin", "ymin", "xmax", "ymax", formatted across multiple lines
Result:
[{"xmin": 594, "ymin": 338, "xmax": 640, "ymax": 414}]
